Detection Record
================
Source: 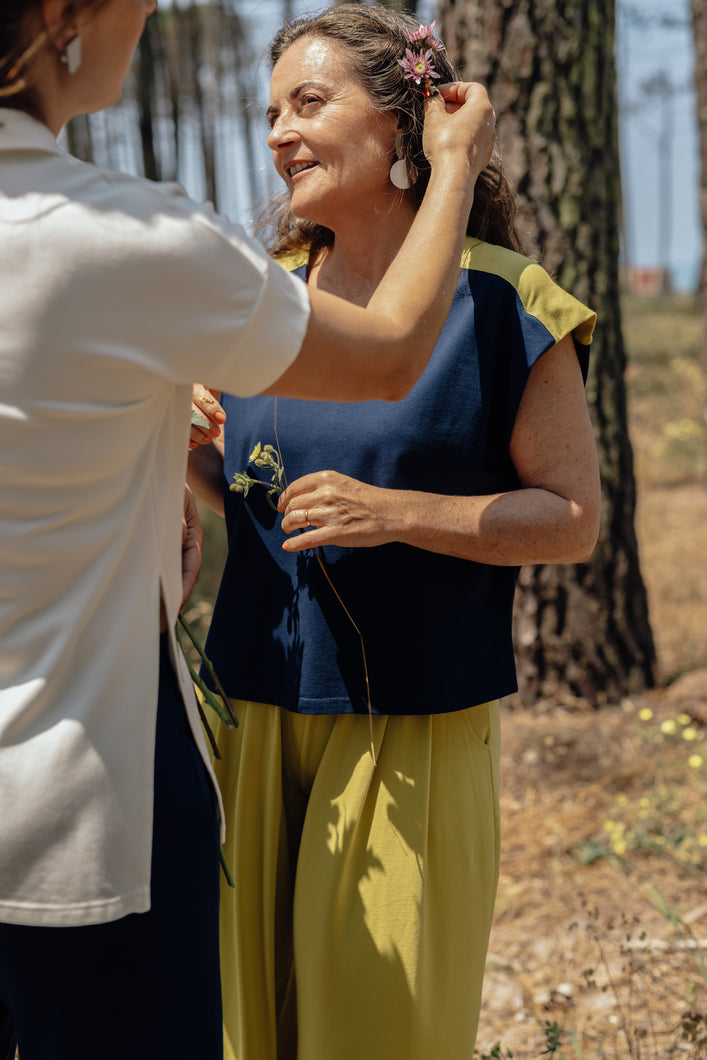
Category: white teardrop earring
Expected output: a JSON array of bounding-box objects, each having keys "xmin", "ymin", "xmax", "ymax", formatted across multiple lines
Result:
[{"xmin": 60, "ymin": 34, "xmax": 82, "ymax": 76}]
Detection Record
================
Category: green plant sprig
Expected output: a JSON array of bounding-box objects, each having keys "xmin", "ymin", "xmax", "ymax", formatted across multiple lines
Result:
[{"xmin": 230, "ymin": 443, "xmax": 284, "ymax": 510}]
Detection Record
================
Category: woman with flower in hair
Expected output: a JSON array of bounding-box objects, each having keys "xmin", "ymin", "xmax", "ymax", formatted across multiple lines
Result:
[
  {"xmin": 0, "ymin": 0, "xmax": 496, "ymax": 1056},
  {"xmin": 189, "ymin": 4, "xmax": 601, "ymax": 1059}
]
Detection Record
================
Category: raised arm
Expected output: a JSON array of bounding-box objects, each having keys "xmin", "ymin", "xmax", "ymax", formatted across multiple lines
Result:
[
  {"xmin": 263, "ymin": 82, "xmax": 496, "ymax": 402},
  {"xmin": 277, "ymin": 336, "xmax": 601, "ymax": 565}
]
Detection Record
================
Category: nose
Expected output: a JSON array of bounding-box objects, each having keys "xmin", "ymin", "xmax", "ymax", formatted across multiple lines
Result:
[{"xmin": 267, "ymin": 113, "xmax": 300, "ymax": 153}]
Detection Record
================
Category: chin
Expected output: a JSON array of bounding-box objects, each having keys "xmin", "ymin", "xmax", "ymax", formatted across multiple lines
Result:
[
  {"xmin": 86, "ymin": 89, "xmax": 122, "ymax": 115},
  {"xmin": 290, "ymin": 195, "xmax": 339, "ymax": 232},
  {"xmin": 289, "ymin": 179, "xmax": 339, "ymax": 220}
]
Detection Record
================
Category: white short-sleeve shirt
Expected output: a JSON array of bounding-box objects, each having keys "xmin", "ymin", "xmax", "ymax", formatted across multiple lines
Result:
[{"xmin": 0, "ymin": 109, "xmax": 310, "ymax": 926}]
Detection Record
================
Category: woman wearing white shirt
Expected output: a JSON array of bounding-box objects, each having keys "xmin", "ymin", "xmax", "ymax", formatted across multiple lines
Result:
[{"xmin": 0, "ymin": 0, "xmax": 495, "ymax": 1057}]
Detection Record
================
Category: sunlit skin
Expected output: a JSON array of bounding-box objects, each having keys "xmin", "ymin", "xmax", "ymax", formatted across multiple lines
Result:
[{"xmin": 267, "ymin": 35, "xmax": 419, "ymax": 303}]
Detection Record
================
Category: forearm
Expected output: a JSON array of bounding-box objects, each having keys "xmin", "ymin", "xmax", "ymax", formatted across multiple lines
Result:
[
  {"xmin": 278, "ymin": 338, "xmax": 601, "ymax": 561},
  {"xmin": 387, "ymin": 486, "xmax": 599, "ymax": 565},
  {"xmin": 187, "ymin": 439, "xmax": 226, "ymax": 518},
  {"xmin": 265, "ymin": 84, "xmax": 494, "ymax": 402},
  {"xmin": 278, "ymin": 471, "xmax": 599, "ymax": 564},
  {"xmin": 265, "ymin": 163, "xmax": 476, "ymax": 402}
]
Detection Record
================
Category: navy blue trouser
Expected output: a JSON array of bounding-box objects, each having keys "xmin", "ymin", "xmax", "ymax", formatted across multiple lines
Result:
[
  {"xmin": 0, "ymin": 636, "xmax": 223, "ymax": 1059},
  {"xmin": 0, "ymin": 1000, "xmax": 15, "ymax": 1060}
]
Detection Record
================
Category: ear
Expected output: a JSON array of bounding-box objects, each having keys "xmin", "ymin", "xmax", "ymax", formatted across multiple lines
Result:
[{"xmin": 40, "ymin": 0, "xmax": 78, "ymax": 53}]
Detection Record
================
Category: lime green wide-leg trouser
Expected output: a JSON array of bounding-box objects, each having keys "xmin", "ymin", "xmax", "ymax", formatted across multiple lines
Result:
[{"xmin": 212, "ymin": 698, "xmax": 501, "ymax": 1060}]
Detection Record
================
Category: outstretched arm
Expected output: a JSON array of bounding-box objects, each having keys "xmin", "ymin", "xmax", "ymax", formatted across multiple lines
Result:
[
  {"xmin": 263, "ymin": 82, "xmax": 496, "ymax": 402},
  {"xmin": 277, "ymin": 336, "xmax": 601, "ymax": 565}
]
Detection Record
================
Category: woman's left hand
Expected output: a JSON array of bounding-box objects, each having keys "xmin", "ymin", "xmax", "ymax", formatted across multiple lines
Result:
[{"xmin": 278, "ymin": 471, "xmax": 396, "ymax": 552}]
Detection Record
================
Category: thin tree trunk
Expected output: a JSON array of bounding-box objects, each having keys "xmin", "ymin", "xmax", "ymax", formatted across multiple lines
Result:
[
  {"xmin": 184, "ymin": 2, "xmax": 218, "ymax": 207},
  {"xmin": 136, "ymin": 16, "xmax": 160, "ymax": 182},
  {"xmin": 66, "ymin": 115, "xmax": 94, "ymax": 162},
  {"xmin": 439, "ymin": 0, "xmax": 656, "ymax": 705},
  {"xmin": 219, "ymin": 0, "xmax": 259, "ymax": 207},
  {"xmin": 161, "ymin": 6, "xmax": 183, "ymax": 181}
]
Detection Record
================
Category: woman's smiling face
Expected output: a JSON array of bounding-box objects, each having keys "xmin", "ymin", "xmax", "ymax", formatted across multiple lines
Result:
[{"xmin": 267, "ymin": 35, "xmax": 401, "ymax": 230}]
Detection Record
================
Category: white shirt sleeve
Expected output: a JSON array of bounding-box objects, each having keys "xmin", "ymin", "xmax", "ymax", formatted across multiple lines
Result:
[{"xmin": 27, "ymin": 168, "xmax": 311, "ymax": 399}]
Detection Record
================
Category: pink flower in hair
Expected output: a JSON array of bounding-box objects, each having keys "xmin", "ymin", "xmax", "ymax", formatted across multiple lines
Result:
[
  {"xmin": 406, "ymin": 21, "xmax": 444, "ymax": 50},
  {"xmin": 397, "ymin": 48, "xmax": 441, "ymax": 85},
  {"xmin": 407, "ymin": 20, "xmax": 435, "ymax": 42}
]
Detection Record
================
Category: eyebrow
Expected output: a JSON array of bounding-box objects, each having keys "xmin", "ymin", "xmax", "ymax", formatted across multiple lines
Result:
[{"xmin": 266, "ymin": 80, "xmax": 328, "ymax": 122}]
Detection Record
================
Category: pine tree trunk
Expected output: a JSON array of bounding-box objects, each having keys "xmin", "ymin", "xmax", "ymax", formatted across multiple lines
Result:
[
  {"xmin": 184, "ymin": 2, "xmax": 218, "ymax": 208},
  {"xmin": 691, "ymin": 0, "xmax": 707, "ymax": 486},
  {"xmin": 66, "ymin": 115, "xmax": 94, "ymax": 162},
  {"xmin": 219, "ymin": 0, "xmax": 259, "ymax": 207},
  {"xmin": 439, "ymin": 0, "xmax": 656, "ymax": 706},
  {"xmin": 136, "ymin": 17, "xmax": 160, "ymax": 182}
]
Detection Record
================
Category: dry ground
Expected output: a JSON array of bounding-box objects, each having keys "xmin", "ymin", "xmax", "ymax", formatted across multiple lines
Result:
[{"xmin": 480, "ymin": 665, "xmax": 707, "ymax": 1058}]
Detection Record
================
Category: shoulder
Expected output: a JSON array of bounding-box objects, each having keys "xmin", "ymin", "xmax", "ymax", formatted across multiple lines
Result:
[
  {"xmin": 273, "ymin": 248, "xmax": 311, "ymax": 274},
  {"xmin": 57, "ymin": 150, "xmax": 192, "ymax": 217},
  {"xmin": 52, "ymin": 154, "xmax": 284, "ymax": 287},
  {"xmin": 55, "ymin": 152, "xmax": 237, "ymax": 249},
  {"xmin": 460, "ymin": 238, "xmax": 596, "ymax": 348}
]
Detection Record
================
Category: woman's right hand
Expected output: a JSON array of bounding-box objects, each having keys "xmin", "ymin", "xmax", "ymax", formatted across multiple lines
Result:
[
  {"xmin": 189, "ymin": 384, "xmax": 226, "ymax": 450},
  {"xmin": 422, "ymin": 81, "xmax": 496, "ymax": 183}
]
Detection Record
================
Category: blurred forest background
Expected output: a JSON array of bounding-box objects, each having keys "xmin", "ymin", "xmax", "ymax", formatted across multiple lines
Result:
[{"xmin": 66, "ymin": 0, "xmax": 707, "ymax": 1053}]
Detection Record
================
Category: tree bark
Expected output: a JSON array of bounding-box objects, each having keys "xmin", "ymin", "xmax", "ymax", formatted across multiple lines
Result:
[{"xmin": 439, "ymin": 0, "xmax": 656, "ymax": 706}]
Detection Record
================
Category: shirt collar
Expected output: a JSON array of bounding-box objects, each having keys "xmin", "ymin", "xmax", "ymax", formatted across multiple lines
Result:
[{"xmin": 0, "ymin": 108, "xmax": 62, "ymax": 155}]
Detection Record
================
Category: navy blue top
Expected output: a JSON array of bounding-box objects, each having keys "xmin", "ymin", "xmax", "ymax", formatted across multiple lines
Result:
[{"xmin": 203, "ymin": 239, "xmax": 595, "ymax": 715}]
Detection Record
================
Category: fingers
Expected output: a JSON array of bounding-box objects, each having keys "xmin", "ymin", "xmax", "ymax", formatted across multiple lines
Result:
[
  {"xmin": 423, "ymin": 80, "xmax": 496, "ymax": 178},
  {"xmin": 277, "ymin": 470, "xmax": 336, "ymax": 510},
  {"xmin": 436, "ymin": 80, "xmax": 488, "ymax": 105},
  {"xmin": 278, "ymin": 471, "xmax": 337, "ymax": 546},
  {"xmin": 276, "ymin": 471, "xmax": 390, "ymax": 553},
  {"xmin": 279, "ymin": 495, "xmax": 320, "ymax": 535},
  {"xmin": 189, "ymin": 384, "xmax": 226, "ymax": 450}
]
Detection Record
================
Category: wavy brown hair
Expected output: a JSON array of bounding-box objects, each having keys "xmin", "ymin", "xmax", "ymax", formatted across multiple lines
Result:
[{"xmin": 263, "ymin": 2, "xmax": 525, "ymax": 259}]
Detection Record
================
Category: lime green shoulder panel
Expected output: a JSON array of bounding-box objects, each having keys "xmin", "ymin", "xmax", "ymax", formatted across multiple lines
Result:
[
  {"xmin": 460, "ymin": 238, "xmax": 596, "ymax": 347},
  {"xmin": 274, "ymin": 249, "xmax": 310, "ymax": 273}
]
